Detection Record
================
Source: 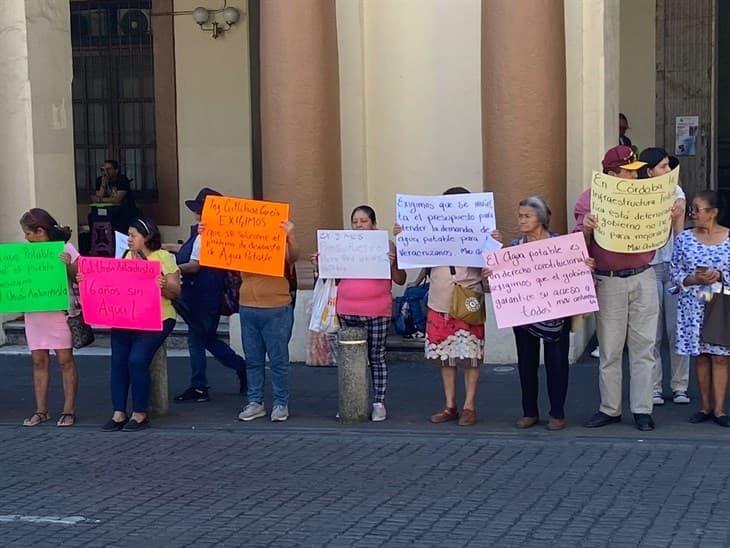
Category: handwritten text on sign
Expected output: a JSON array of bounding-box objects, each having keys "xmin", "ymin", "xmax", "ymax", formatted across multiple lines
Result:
[
  {"xmin": 317, "ymin": 230, "xmax": 391, "ymax": 279},
  {"xmin": 591, "ymin": 167, "xmax": 679, "ymax": 253},
  {"xmin": 78, "ymin": 257, "xmax": 162, "ymax": 331},
  {"xmin": 484, "ymin": 233, "xmax": 598, "ymax": 329},
  {"xmin": 200, "ymin": 196, "xmax": 289, "ymax": 277},
  {"xmin": 0, "ymin": 242, "xmax": 69, "ymax": 313},
  {"xmin": 396, "ymin": 192, "xmax": 496, "ymax": 268}
]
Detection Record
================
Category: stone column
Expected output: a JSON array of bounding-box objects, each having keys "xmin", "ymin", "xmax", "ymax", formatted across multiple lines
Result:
[
  {"xmin": 259, "ymin": 0, "xmax": 343, "ymax": 257},
  {"xmin": 481, "ymin": 0, "xmax": 567, "ymax": 239},
  {"xmin": 149, "ymin": 345, "xmax": 169, "ymax": 416},
  {"xmin": 0, "ymin": 1, "xmax": 77, "ymax": 244},
  {"xmin": 337, "ymin": 327, "xmax": 369, "ymax": 424}
]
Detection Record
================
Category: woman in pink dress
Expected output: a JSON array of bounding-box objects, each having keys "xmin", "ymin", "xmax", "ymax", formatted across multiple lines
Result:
[{"xmin": 19, "ymin": 209, "xmax": 80, "ymax": 427}]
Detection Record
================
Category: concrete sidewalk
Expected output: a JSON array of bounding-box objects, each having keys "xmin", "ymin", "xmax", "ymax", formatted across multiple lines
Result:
[{"xmin": 0, "ymin": 350, "xmax": 725, "ymax": 443}]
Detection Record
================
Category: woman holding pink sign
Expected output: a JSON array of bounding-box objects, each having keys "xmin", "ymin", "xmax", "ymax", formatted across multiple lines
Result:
[
  {"xmin": 19, "ymin": 209, "xmax": 80, "ymax": 428},
  {"xmin": 100, "ymin": 218, "xmax": 180, "ymax": 432},
  {"xmin": 485, "ymin": 196, "xmax": 594, "ymax": 431}
]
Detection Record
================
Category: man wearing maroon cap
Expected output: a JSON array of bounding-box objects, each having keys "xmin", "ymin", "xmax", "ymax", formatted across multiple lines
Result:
[{"xmin": 573, "ymin": 145, "xmax": 660, "ymax": 431}]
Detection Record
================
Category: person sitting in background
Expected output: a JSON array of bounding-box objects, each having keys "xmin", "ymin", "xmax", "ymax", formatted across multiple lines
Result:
[
  {"xmin": 638, "ymin": 148, "xmax": 689, "ymax": 406},
  {"xmin": 173, "ymin": 188, "xmax": 247, "ymax": 403},
  {"xmin": 90, "ymin": 160, "xmax": 139, "ymax": 234},
  {"xmin": 671, "ymin": 191, "xmax": 730, "ymax": 427}
]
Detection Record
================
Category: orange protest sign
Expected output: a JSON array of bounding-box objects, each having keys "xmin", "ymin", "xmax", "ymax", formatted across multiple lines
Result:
[{"xmin": 199, "ymin": 196, "xmax": 289, "ymax": 276}]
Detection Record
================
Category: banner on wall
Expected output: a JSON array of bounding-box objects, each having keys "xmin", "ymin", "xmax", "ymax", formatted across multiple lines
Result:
[{"xmin": 590, "ymin": 167, "xmax": 679, "ymax": 253}]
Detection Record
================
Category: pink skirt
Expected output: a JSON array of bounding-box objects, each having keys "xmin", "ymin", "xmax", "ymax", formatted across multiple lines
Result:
[{"xmin": 24, "ymin": 312, "xmax": 72, "ymax": 351}]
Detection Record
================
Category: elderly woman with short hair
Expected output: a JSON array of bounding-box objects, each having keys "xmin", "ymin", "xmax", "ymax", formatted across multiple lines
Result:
[{"xmin": 487, "ymin": 197, "xmax": 592, "ymax": 431}]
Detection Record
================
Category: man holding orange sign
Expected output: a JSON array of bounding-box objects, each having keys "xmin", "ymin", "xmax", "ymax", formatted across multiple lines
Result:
[{"xmin": 199, "ymin": 196, "xmax": 299, "ymax": 423}]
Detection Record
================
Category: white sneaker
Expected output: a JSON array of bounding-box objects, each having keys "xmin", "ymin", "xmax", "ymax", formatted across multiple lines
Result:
[
  {"xmin": 590, "ymin": 346, "xmax": 600, "ymax": 358},
  {"xmin": 238, "ymin": 402, "xmax": 266, "ymax": 421},
  {"xmin": 652, "ymin": 391, "xmax": 665, "ymax": 405},
  {"xmin": 673, "ymin": 390, "xmax": 691, "ymax": 404},
  {"xmin": 371, "ymin": 403, "xmax": 387, "ymax": 422},
  {"xmin": 270, "ymin": 405, "xmax": 289, "ymax": 422}
]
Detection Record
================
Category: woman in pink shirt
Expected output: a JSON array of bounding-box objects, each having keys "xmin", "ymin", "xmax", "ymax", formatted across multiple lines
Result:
[
  {"xmin": 19, "ymin": 209, "xmax": 80, "ymax": 427},
  {"xmin": 317, "ymin": 206, "xmax": 406, "ymax": 421}
]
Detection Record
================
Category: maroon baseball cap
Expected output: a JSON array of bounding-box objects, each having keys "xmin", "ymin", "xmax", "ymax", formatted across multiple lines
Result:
[{"xmin": 602, "ymin": 145, "xmax": 647, "ymax": 171}]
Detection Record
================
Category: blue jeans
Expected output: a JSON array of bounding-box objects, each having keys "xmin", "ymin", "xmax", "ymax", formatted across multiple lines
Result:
[
  {"xmin": 240, "ymin": 305, "xmax": 293, "ymax": 407},
  {"xmin": 110, "ymin": 318, "xmax": 176, "ymax": 413},
  {"xmin": 403, "ymin": 283, "xmax": 429, "ymax": 332},
  {"xmin": 188, "ymin": 310, "xmax": 247, "ymax": 389}
]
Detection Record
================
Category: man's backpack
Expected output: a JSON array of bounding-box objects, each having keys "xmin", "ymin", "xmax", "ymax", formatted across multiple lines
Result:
[
  {"xmin": 219, "ymin": 271, "xmax": 242, "ymax": 316},
  {"xmin": 220, "ymin": 261, "xmax": 297, "ymax": 316}
]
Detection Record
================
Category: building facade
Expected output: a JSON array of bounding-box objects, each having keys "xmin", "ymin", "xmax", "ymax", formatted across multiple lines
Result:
[{"xmin": 0, "ymin": 0, "xmax": 725, "ymax": 361}]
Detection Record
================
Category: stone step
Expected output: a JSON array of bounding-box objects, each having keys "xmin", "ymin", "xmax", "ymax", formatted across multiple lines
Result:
[{"xmin": 1, "ymin": 317, "xmax": 424, "ymax": 356}]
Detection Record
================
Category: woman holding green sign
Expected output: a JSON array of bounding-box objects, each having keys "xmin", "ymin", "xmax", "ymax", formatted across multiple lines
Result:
[{"xmin": 19, "ymin": 208, "xmax": 79, "ymax": 428}]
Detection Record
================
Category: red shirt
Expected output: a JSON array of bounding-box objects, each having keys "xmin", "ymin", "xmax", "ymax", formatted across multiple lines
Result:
[{"xmin": 572, "ymin": 188, "xmax": 655, "ymax": 272}]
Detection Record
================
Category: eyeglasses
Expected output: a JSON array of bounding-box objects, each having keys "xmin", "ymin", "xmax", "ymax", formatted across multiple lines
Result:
[{"xmin": 688, "ymin": 206, "xmax": 714, "ymax": 214}]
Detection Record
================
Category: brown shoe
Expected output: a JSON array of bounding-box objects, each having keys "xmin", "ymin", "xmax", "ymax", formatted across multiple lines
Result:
[
  {"xmin": 547, "ymin": 416, "xmax": 566, "ymax": 431},
  {"xmin": 516, "ymin": 416, "xmax": 539, "ymax": 429},
  {"xmin": 458, "ymin": 408, "xmax": 477, "ymax": 426},
  {"xmin": 430, "ymin": 406, "xmax": 459, "ymax": 423}
]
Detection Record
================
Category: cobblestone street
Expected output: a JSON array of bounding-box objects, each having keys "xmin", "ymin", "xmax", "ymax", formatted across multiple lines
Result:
[
  {"xmin": 1, "ymin": 356, "xmax": 730, "ymax": 547},
  {"xmin": 2, "ymin": 426, "xmax": 730, "ymax": 547}
]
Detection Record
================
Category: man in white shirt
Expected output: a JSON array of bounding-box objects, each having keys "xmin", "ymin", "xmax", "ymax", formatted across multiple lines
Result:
[{"xmin": 639, "ymin": 150, "xmax": 690, "ymax": 406}]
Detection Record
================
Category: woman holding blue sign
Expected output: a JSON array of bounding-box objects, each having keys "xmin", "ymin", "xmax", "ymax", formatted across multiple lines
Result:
[
  {"xmin": 19, "ymin": 209, "xmax": 80, "ymax": 427},
  {"xmin": 395, "ymin": 188, "xmax": 502, "ymax": 427},
  {"xmin": 98, "ymin": 218, "xmax": 180, "ymax": 432}
]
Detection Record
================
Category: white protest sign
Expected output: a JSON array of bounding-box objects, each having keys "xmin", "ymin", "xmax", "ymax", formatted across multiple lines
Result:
[
  {"xmin": 395, "ymin": 192, "xmax": 496, "ymax": 268},
  {"xmin": 114, "ymin": 231, "xmax": 128, "ymax": 258},
  {"xmin": 317, "ymin": 230, "xmax": 391, "ymax": 279}
]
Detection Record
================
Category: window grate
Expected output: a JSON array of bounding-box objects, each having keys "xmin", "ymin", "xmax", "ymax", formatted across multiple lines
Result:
[{"xmin": 71, "ymin": 0, "xmax": 156, "ymax": 201}]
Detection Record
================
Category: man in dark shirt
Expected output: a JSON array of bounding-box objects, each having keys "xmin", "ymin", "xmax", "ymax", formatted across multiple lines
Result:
[{"xmin": 92, "ymin": 159, "xmax": 138, "ymax": 233}]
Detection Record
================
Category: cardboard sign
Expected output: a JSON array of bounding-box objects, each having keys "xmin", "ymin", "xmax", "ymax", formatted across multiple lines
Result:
[
  {"xmin": 484, "ymin": 233, "xmax": 598, "ymax": 328},
  {"xmin": 317, "ymin": 230, "xmax": 391, "ymax": 279},
  {"xmin": 199, "ymin": 196, "xmax": 289, "ymax": 276},
  {"xmin": 0, "ymin": 241, "xmax": 69, "ymax": 313},
  {"xmin": 395, "ymin": 192, "xmax": 496, "ymax": 268},
  {"xmin": 78, "ymin": 257, "xmax": 162, "ymax": 331},
  {"xmin": 591, "ymin": 167, "xmax": 679, "ymax": 253}
]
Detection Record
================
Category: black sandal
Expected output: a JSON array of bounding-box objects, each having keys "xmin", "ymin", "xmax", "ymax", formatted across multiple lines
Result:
[
  {"xmin": 57, "ymin": 413, "xmax": 76, "ymax": 427},
  {"xmin": 689, "ymin": 411, "xmax": 713, "ymax": 424},
  {"xmin": 23, "ymin": 411, "xmax": 51, "ymax": 427}
]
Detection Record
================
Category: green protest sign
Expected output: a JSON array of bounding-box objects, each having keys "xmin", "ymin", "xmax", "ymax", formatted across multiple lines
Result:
[{"xmin": 0, "ymin": 241, "xmax": 70, "ymax": 313}]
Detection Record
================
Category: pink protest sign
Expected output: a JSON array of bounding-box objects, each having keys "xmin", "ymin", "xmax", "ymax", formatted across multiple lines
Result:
[
  {"xmin": 484, "ymin": 232, "xmax": 598, "ymax": 329},
  {"xmin": 78, "ymin": 257, "xmax": 162, "ymax": 331}
]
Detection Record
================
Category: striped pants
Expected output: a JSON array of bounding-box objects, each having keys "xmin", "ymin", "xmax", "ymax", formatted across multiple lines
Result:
[{"xmin": 339, "ymin": 315, "xmax": 389, "ymax": 403}]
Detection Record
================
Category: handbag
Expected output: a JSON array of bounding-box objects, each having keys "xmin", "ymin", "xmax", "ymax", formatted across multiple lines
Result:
[
  {"xmin": 448, "ymin": 266, "xmax": 485, "ymax": 326},
  {"xmin": 67, "ymin": 282, "xmax": 94, "ymax": 349},
  {"xmin": 67, "ymin": 311, "xmax": 94, "ymax": 349},
  {"xmin": 701, "ymin": 282, "xmax": 730, "ymax": 347},
  {"xmin": 308, "ymin": 278, "xmax": 340, "ymax": 333}
]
